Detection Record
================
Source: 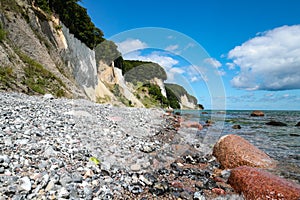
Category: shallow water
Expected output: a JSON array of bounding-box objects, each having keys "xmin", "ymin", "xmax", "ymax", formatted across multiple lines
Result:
[{"xmin": 179, "ymin": 110, "xmax": 300, "ymax": 183}]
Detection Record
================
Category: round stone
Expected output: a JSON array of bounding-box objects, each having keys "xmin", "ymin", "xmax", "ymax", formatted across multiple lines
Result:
[{"xmin": 130, "ymin": 164, "xmax": 141, "ymax": 171}]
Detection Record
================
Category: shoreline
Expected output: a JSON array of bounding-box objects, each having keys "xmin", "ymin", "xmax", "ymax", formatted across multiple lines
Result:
[
  {"xmin": 0, "ymin": 92, "xmax": 241, "ymax": 199},
  {"xmin": 1, "ymin": 92, "xmax": 299, "ymax": 199}
]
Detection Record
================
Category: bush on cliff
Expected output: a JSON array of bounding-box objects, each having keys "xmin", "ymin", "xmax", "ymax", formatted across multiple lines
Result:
[
  {"xmin": 0, "ymin": 66, "xmax": 14, "ymax": 89},
  {"xmin": 18, "ymin": 51, "xmax": 66, "ymax": 97},
  {"xmin": 166, "ymin": 86, "xmax": 181, "ymax": 109},
  {"xmin": 0, "ymin": 23, "xmax": 6, "ymax": 42},
  {"xmin": 147, "ymin": 84, "xmax": 169, "ymax": 108}
]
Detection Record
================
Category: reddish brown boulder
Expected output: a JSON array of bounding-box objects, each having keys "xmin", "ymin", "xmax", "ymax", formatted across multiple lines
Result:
[
  {"xmin": 228, "ymin": 166, "xmax": 300, "ymax": 200},
  {"xmin": 250, "ymin": 110, "xmax": 264, "ymax": 116},
  {"xmin": 213, "ymin": 134, "xmax": 276, "ymax": 169},
  {"xmin": 181, "ymin": 121, "xmax": 203, "ymax": 130}
]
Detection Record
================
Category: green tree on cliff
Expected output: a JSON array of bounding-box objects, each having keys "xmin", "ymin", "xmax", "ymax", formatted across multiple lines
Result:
[
  {"xmin": 95, "ymin": 40, "xmax": 121, "ymax": 65},
  {"xmin": 34, "ymin": 0, "xmax": 104, "ymax": 49}
]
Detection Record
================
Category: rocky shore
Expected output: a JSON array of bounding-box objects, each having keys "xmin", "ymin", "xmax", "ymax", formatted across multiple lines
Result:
[
  {"xmin": 0, "ymin": 92, "xmax": 241, "ymax": 199},
  {"xmin": 1, "ymin": 92, "xmax": 299, "ymax": 200}
]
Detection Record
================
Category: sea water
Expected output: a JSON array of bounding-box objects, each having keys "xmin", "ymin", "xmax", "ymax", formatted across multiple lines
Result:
[{"xmin": 179, "ymin": 110, "xmax": 300, "ymax": 183}]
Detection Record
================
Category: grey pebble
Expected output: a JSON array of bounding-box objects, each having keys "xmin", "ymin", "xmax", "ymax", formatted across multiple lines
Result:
[{"xmin": 19, "ymin": 176, "xmax": 31, "ymax": 192}]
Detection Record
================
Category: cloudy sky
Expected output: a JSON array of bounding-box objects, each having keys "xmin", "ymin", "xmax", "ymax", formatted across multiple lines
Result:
[{"xmin": 80, "ymin": 0, "xmax": 300, "ymax": 110}]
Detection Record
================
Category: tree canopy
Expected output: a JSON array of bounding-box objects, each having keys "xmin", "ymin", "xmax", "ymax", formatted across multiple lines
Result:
[
  {"xmin": 34, "ymin": 0, "xmax": 104, "ymax": 49},
  {"xmin": 120, "ymin": 60, "xmax": 167, "ymax": 83},
  {"xmin": 95, "ymin": 40, "xmax": 121, "ymax": 66}
]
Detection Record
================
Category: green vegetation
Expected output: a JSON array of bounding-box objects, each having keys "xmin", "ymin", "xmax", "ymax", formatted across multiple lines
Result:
[
  {"xmin": 135, "ymin": 83, "xmax": 179, "ymax": 109},
  {"xmin": 165, "ymin": 86, "xmax": 181, "ymax": 109},
  {"xmin": 34, "ymin": 0, "xmax": 52, "ymax": 14},
  {"xmin": 120, "ymin": 60, "xmax": 167, "ymax": 83},
  {"xmin": 0, "ymin": 0, "xmax": 29, "ymax": 22},
  {"xmin": 96, "ymin": 95, "xmax": 111, "ymax": 104},
  {"xmin": 0, "ymin": 66, "xmax": 14, "ymax": 89},
  {"xmin": 32, "ymin": 29, "xmax": 51, "ymax": 50},
  {"xmin": 146, "ymin": 84, "xmax": 169, "ymax": 107},
  {"xmin": 135, "ymin": 85, "xmax": 161, "ymax": 108},
  {"xmin": 165, "ymin": 83, "xmax": 198, "ymax": 105},
  {"xmin": 111, "ymin": 59, "xmax": 183, "ymax": 109},
  {"xmin": 0, "ymin": 0, "xmax": 201, "ymax": 109},
  {"xmin": 54, "ymin": 24, "xmax": 62, "ymax": 31},
  {"xmin": 112, "ymin": 84, "xmax": 133, "ymax": 107},
  {"xmin": 33, "ymin": 0, "xmax": 104, "ymax": 49},
  {"xmin": 95, "ymin": 40, "xmax": 121, "ymax": 65},
  {"xmin": 89, "ymin": 157, "xmax": 100, "ymax": 165},
  {"xmin": 0, "ymin": 0, "xmax": 22, "ymax": 13},
  {"xmin": 18, "ymin": 52, "xmax": 66, "ymax": 97},
  {"xmin": 198, "ymin": 104, "xmax": 204, "ymax": 110},
  {"xmin": 0, "ymin": 23, "xmax": 6, "ymax": 42}
]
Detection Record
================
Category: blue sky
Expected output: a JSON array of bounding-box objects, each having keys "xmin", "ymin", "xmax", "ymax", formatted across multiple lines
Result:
[{"xmin": 80, "ymin": 0, "xmax": 300, "ymax": 110}]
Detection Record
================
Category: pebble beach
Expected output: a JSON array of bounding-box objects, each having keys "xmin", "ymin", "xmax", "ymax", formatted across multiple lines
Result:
[{"xmin": 0, "ymin": 92, "xmax": 243, "ymax": 199}]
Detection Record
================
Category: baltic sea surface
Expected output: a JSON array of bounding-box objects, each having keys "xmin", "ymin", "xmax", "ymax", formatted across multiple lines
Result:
[{"xmin": 179, "ymin": 110, "xmax": 300, "ymax": 183}]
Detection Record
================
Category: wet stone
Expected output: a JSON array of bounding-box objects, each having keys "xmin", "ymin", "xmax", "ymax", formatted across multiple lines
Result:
[
  {"xmin": 204, "ymin": 179, "xmax": 217, "ymax": 190},
  {"xmin": 128, "ymin": 184, "xmax": 143, "ymax": 194},
  {"xmin": 157, "ymin": 168, "xmax": 169, "ymax": 175},
  {"xmin": 151, "ymin": 182, "xmax": 169, "ymax": 196}
]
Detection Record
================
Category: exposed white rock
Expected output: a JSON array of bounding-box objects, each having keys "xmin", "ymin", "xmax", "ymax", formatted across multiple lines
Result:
[
  {"xmin": 20, "ymin": 177, "xmax": 31, "ymax": 192},
  {"xmin": 180, "ymin": 94, "xmax": 196, "ymax": 109}
]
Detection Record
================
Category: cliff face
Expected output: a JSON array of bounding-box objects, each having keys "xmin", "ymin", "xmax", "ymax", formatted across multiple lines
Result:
[
  {"xmin": 0, "ymin": 2, "xmax": 85, "ymax": 98},
  {"xmin": 0, "ymin": 0, "xmax": 109, "ymax": 101},
  {"xmin": 0, "ymin": 0, "xmax": 201, "ymax": 109},
  {"xmin": 180, "ymin": 94, "xmax": 197, "ymax": 109},
  {"xmin": 98, "ymin": 61, "xmax": 144, "ymax": 107},
  {"xmin": 165, "ymin": 83, "xmax": 198, "ymax": 109},
  {"xmin": 151, "ymin": 77, "xmax": 167, "ymax": 98},
  {"xmin": 60, "ymin": 24, "xmax": 98, "ymax": 101}
]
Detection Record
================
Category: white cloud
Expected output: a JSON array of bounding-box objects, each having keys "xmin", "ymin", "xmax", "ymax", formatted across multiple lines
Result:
[
  {"xmin": 204, "ymin": 58, "xmax": 222, "ymax": 68},
  {"xmin": 228, "ymin": 25, "xmax": 300, "ymax": 91},
  {"xmin": 123, "ymin": 51, "xmax": 179, "ymax": 69},
  {"xmin": 216, "ymin": 69, "xmax": 226, "ymax": 76},
  {"xmin": 167, "ymin": 67, "xmax": 185, "ymax": 81},
  {"xmin": 165, "ymin": 44, "xmax": 179, "ymax": 52},
  {"xmin": 166, "ymin": 65, "xmax": 208, "ymax": 83},
  {"xmin": 226, "ymin": 62, "xmax": 236, "ymax": 70},
  {"xmin": 116, "ymin": 39, "xmax": 147, "ymax": 54},
  {"xmin": 169, "ymin": 67, "xmax": 184, "ymax": 74},
  {"xmin": 186, "ymin": 65, "xmax": 208, "ymax": 82},
  {"xmin": 190, "ymin": 76, "xmax": 199, "ymax": 82}
]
